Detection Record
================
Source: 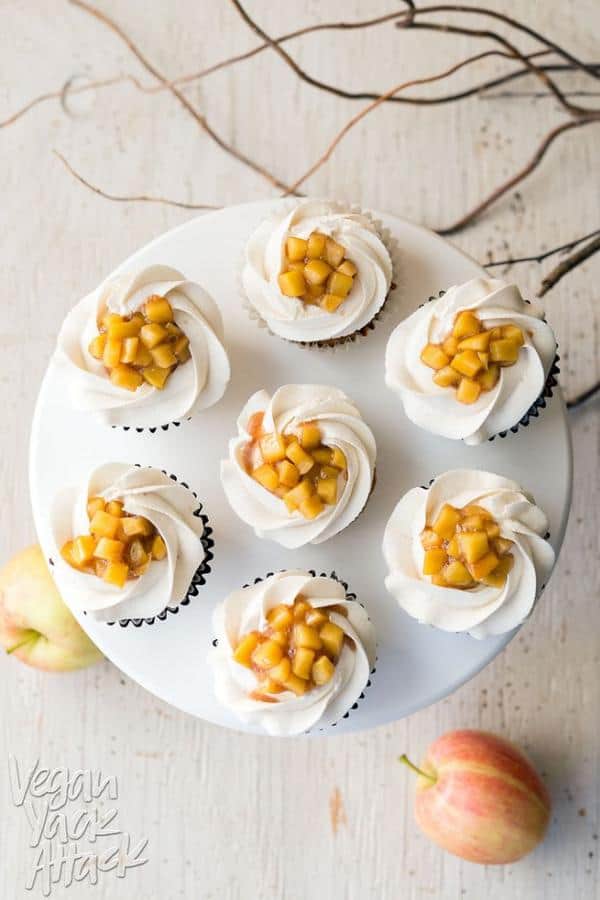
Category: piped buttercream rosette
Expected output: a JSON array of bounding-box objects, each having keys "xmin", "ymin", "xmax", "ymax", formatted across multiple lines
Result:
[
  {"xmin": 55, "ymin": 265, "xmax": 231, "ymax": 427},
  {"xmin": 51, "ymin": 463, "xmax": 209, "ymax": 623},
  {"xmin": 242, "ymin": 200, "xmax": 393, "ymax": 344},
  {"xmin": 220, "ymin": 384, "xmax": 377, "ymax": 548},
  {"xmin": 382, "ymin": 469, "xmax": 555, "ymax": 639},
  {"xmin": 385, "ymin": 277, "xmax": 557, "ymax": 444},
  {"xmin": 209, "ymin": 570, "xmax": 376, "ymax": 736}
]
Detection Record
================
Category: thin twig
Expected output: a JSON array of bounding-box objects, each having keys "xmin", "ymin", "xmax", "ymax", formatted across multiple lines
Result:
[
  {"xmin": 481, "ymin": 89, "xmax": 600, "ymax": 101},
  {"xmin": 177, "ymin": 8, "xmax": 410, "ymax": 86},
  {"xmin": 567, "ymin": 382, "xmax": 600, "ymax": 410},
  {"xmin": 230, "ymin": 0, "xmax": 507, "ymax": 111},
  {"xmin": 401, "ymin": 20, "xmax": 585, "ymax": 118},
  {"xmin": 439, "ymin": 117, "xmax": 600, "ymax": 235},
  {"xmin": 54, "ymin": 151, "xmax": 218, "ymax": 210},
  {"xmin": 0, "ymin": 8, "xmax": 442, "ymax": 129},
  {"xmin": 4, "ymin": 17, "xmax": 599, "ymax": 131},
  {"xmin": 484, "ymin": 228, "xmax": 600, "ymax": 268},
  {"xmin": 230, "ymin": 0, "xmax": 600, "ymax": 226},
  {"xmin": 68, "ymin": 0, "xmax": 293, "ymax": 194},
  {"xmin": 396, "ymin": 4, "xmax": 600, "ymax": 88},
  {"xmin": 4, "ymin": 50, "xmax": 572, "ymax": 131},
  {"xmin": 283, "ymin": 50, "xmax": 539, "ymax": 196},
  {"xmin": 229, "ymin": 0, "xmax": 597, "ymax": 115},
  {"xmin": 0, "ymin": 75, "xmax": 143, "ymax": 129},
  {"xmin": 538, "ymin": 233, "xmax": 600, "ymax": 297}
]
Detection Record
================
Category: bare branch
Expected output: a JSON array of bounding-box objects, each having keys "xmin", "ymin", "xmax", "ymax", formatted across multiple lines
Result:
[
  {"xmin": 228, "ymin": 0, "xmax": 598, "ymax": 114},
  {"xmin": 0, "ymin": 9, "xmax": 432, "ymax": 130},
  {"xmin": 538, "ymin": 233, "xmax": 600, "ymax": 297},
  {"xmin": 402, "ymin": 20, "xmax": 586, "ymax": 118},
  {"xmin": 438, "ymin": 117, "xmax": 600, "ymax": 235},
  {"xmin": 180, "ymin": 8, "xmax": 410, "ymax": 86},
  {"xmin": 484, "ymin": 228, "xmax": 600, "ymax": 268},
  {"xmin": 4, "ymin": 50, "xmax": 573, "ymax": 131},
  {"xmin": 0, "ymin": 75, "xmax": 146, "ymax": 129},
  {"xmin": 68, "ymin": 0, "xmax": 293, "ymax": 194},
  {"xmin": 5, "ymin": 8, "xmax": 599, "ymax": 131},
  {"xmin": 282, "ymin": 50, "xmax": 535, "ymax": 196},
  {"xmin": 396, "ymin": 4, "xmax": 600, "ymax": 87},
  {"xmin": 480, "ymin": 88, "xmax": 600, "ymax": 101},
  {"xmin": 567, "ymin": 382, "xmax": 600, "ymax": 410},
  {"xmin": 54, "ymin": 151, "xmax": 217, "ymax": 210}
]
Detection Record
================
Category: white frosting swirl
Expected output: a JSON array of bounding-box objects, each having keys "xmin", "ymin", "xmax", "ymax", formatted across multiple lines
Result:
[
  {"xmin": 51, "ymin": 463, "xmax": 207, "ymax": 621},
  {"xmin": 242, "ymin": 200, "xmax": 393, "ymax": 342},
  {"xmin": 209, "ymin": 570, "xmax": 376, "ymax": 736},
  {"xmin": 385, "ymin": 278, "xmax": 557, "ymax": 444},
  {"xmin": 382, "ymin": 469, "xmax": 555, "ymax": 639},
  {"xmin": 55, "ymin": 265, "xmax": 231, "ymax": 427},
  {"xmin": 220, "ymin": 385, "xmax": 377, "ymax": 548}
]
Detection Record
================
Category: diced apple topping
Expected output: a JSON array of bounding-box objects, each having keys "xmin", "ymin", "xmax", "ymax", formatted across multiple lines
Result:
[
  {"xmin": 420, "ymin": 503, "xmax": 514, "ymax": 590},
  {"xmin": 88, "ymin": 293, "xmax": 191, "ymax": 393},
  {"xmin": 232, "ymin": 594, "xmax": 351, "ymax": 698},
  {"xmin": 243, "ymin": 418, "xmax": 347, "ymax": 520},
  {"xmin": 278, "ymin": 230, "xmax": 358, "ymax": 314},
  {"xmin": 420, "ymin": 310, "xmax": 525, "ymax": 403},
  {"xmin": 61, "ymin": 496, "xmax": 166, "ymax": 588}
]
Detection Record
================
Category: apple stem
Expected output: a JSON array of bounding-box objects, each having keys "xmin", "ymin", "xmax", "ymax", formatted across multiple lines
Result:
[
  {"xmin": 6, "ymin": 630, "xmax": 39, "ymax": 655},
  {"xmin": 398, "ymin": 754, "xmax": 437, "ymax": 784}
]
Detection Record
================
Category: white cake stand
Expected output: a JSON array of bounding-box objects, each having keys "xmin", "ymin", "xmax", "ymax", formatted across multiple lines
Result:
[{"xmin": 29, "ymin": 201, "xmax": 572, "ymax": 736}]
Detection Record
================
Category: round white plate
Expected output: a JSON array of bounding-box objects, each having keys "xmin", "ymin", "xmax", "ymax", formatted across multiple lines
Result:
[{"xmin": 29, "ymin": 201, "xmax": 572, "ymax": 736}]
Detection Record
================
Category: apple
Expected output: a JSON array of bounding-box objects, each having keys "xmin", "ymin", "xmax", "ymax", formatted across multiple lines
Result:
[
  {"xmin": 0, "ymin": 545, "xmax": 102, "ymax": 671},
  {"xmin": 400, "ymin": 729, "xmax": 551, "ymax": 864}
]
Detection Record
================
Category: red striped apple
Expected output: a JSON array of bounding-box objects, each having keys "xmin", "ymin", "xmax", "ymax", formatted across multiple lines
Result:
[
  {"xmin": 0, "ymin": 545, "xmax": 102, "ymax": 671},
  {"xmin": 401, "ymin": 729, "xmax": 551, "ymax": 864}
]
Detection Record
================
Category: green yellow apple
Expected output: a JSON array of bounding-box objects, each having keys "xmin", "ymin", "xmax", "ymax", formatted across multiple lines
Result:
[
  {"xmin": 401, "ymin": 729, "xmax": 551, "ymax": 864},
  {"xmin": 0, "ymin": 545, "xmax": 102, "ymax": 671}
]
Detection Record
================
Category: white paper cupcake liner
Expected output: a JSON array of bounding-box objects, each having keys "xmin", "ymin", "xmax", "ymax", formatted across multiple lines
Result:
[{"xmin": 238, "ymin": 199, "xmax": 402, "ymax": 352}]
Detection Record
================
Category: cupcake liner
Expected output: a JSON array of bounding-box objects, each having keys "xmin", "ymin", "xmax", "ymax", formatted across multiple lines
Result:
[
  {"xmin": 112, "ymin": 417, "xmax": 191, "ymax": 435},
  {"xmin": 488, "ymin": 354, "xmax": 560, "ymax": 441},
  {"xmin": 405, "ymin": 476, "xmax": 552, "ymax": 636},
  {"xmin": 420, "ymin": 290, "xmax": 559, "ymax": 442},
  {"xmin": 102, "ymin": 467, "xmax": 214, "ymax": 628},
  {"xmin": 211, "ymin": 569, "xmax": 376, "ymax": 733},
  {"xmin": 239, "ymin": 200, "xmax": 402, "ymax": 352},
  {"xmin": 310, "ymin": 570, "xmax": 377, "ymax": 733}
]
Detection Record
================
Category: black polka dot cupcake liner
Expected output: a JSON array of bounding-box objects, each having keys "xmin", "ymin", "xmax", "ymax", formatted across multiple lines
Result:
[
  {"xmin": 211, "ymin": 569, "xmax": 376, "ymax": 734},
  {"xmin": 414, "ymin": 478, "xmax": 552, "ymax": 635},
  {"xmin": 421, "ymin": 290, "xmax": 560, "ymax": 442},
  {"xmin": 310, "ymin": 570, "xmax": 376, "ymax": 733},
  {"xmin": 107, "ymin": 468, "xmax": 214, "ymax": 628},
  {"xmin": 111, "ymin": 417, "xmax": 190, "ymax": 434},
  {"xmin": 487, "ymin": 354, "xmax": 559, "ymax": 441}
]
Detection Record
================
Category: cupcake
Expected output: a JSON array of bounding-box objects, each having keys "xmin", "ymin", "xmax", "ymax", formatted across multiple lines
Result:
[
  {"xmin": 385, "ymin": 277, "xmax": 557, "ymax": 444},
  {"xmin": 55, "ymin": 265, "xmax": 231, "ymax": 428},
  {"xmin": 220, "ymin": 384, "xmax": 376, "ymax": 548},
  {"xmin": 382, "ymin": 469, "xmax": 555, "ymax": 638},
  {"xmin": 51, "ymin": 463, "xmax": 210, "ymax": 623},
  {"xmin": 242, "ymin": 200, "xmax": 393, "ymax": 346},
  {"xmin": 209, "ymin": 569, "xmax": 376, "ymax": 735}
]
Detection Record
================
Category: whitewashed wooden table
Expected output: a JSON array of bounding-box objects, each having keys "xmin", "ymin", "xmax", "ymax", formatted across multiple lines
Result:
[{"xmin": 1, "ymin": 2, "xmax": 599, "ymax": 897}]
